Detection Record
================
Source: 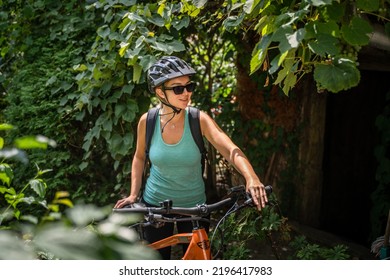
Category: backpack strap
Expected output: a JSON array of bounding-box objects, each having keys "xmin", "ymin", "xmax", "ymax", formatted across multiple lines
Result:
[
  {"xmin": 145, "ymin": 107, "xmax": 159, "ymax": 160},
  {"xmin": 187, "ymin": 106, "xmax": 206, "ymax": 155},
  {"xmin": 188, "ymin": 106, "xmax": 208, "ymax": 174}
]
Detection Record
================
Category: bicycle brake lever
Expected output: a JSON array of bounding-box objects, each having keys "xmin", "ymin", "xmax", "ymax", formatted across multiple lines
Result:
[
  {"xmin": 244, "ymin": 192, "xmax": 254, "ymax": 206},
  {"xmin": 145, "ymin": 211, "xmax": 165, "ymax": 228}
]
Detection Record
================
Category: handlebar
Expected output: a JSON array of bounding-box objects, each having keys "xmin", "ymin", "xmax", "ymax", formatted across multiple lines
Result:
[{"xmin": 113, "ymin": 185, "xmax": 273, "ymax": 217}]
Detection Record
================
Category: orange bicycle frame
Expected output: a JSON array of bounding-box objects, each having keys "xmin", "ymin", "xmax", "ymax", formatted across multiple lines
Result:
[{"xmin": 148, "ymin": 227, "xmax": 211, "ymax": 260}]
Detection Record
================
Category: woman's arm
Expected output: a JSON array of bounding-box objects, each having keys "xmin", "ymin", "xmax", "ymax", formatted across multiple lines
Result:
[
  {"xmin": 200, "ymin": 111, "xmax": 268, "ymax": 211},
  {"xmin": 114, "ymin": 113, "xmax": 147, "ymax": 208}
]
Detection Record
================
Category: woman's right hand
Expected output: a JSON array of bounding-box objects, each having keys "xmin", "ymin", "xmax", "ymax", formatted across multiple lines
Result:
[{"xmin": 114, "ymin": 195, "xmax": 138, "ymax": 208}]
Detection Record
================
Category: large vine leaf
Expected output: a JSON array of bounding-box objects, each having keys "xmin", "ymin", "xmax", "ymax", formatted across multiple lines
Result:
[
  {"xmin": 280, "ymin": 28, "xmax": 306, "ymax": 53},
  {"xmin": 308, "ymin": 33, "xmax": 339, "ymax": 57},
  {"xmin": 341, "ymin": 17, "xmax": 373, "ymax": 46},
  {"xmin": 313, "ymin": 58, "xmax": 360, "ymax": 93}
]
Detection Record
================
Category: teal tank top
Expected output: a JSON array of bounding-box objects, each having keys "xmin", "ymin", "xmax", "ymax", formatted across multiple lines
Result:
[{"xmin": 143, "ymin": 108, "xmax": 206, "ymax": 207}]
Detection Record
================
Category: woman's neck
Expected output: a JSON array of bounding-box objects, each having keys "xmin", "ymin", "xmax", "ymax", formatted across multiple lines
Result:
[{"xmin": 159, "ymin": 105, "xmax": 185, "ymax": 132}]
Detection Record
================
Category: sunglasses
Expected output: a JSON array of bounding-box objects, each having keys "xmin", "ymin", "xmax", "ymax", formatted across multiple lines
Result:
[{"xmin": 162, "ymin": 82, "xmax": 196, "ymax": 95}]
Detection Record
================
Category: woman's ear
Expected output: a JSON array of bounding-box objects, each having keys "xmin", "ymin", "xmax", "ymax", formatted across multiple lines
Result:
[{"xmin": 155, "ymin": 88, "xmax": 165, "ymax": 99}]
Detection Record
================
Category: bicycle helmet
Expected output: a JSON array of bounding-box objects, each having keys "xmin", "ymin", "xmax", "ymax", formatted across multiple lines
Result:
[{"xmin": 147, "ymin": 56, "xmax": 196, "ymax": 93}]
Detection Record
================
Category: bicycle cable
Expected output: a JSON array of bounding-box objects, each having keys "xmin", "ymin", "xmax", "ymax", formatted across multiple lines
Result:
[{"xmin": 210, "ymin": 200, "xmax": 241, "ymax": 259}]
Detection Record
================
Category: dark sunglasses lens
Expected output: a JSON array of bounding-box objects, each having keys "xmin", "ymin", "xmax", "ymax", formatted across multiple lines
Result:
[
  {"xmin": 173, "ymin": 86, "xmax": 185, "ymax": 95},
  {"xmin": 186, "ymin": 83, "xmax": 196, "ymax": 92}
]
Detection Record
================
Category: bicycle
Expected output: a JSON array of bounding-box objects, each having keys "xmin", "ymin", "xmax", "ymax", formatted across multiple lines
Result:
[{"xmin": 113, "ymin": 185, "xmax": 273, "ymax": 260}]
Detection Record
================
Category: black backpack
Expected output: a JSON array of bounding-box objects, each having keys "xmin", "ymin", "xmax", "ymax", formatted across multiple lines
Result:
[{"xmin": 142, "ymin": 107, "xmax": 211, "ymax": 193}]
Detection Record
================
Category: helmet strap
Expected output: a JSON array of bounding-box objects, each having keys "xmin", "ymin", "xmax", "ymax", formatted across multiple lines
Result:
[
  {"xmin": 158, "ymin": 91, "xmax": 182, "ymax": 133},
  {"xmin": 160, "ymin": 110, "xmax": 177, "ymax": 133},
  {"xmin": 159, "ymin": 91, "xmax": 182, "ymax": 114}
]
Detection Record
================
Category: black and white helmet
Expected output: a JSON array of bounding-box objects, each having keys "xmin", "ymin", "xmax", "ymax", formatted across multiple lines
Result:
[{"xmin": 147, "ymin": 56, "xmax": 196, "ymax": 93}]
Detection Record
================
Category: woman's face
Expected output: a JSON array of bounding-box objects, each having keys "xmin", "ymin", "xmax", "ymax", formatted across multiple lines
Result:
[{"xmin": 157, "ymin": 75, "xmax": 194, "ymax": 110}]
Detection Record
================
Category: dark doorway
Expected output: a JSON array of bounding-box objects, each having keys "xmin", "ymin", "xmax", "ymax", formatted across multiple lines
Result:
[{"xmin": 321, "ymin": 70, "xmax": 389, "ymax": 246}]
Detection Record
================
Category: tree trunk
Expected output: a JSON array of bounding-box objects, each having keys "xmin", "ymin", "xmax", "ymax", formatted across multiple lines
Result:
[{"xmin": 295, "ymin": 77, "xmax": 327, "ymax": 227}]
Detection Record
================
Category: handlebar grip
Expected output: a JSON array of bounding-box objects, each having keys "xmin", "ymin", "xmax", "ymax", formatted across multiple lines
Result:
[{"xmin": 265, "ymin": 185, "xmax": 272, "ymax": 194}]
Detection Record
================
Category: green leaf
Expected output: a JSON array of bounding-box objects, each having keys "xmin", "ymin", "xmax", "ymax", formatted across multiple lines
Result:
[
  {"xmin": 122, "ymin": 84, "xmax": 134, "ymax": 94},
  {"xmin": 282, "ymin": 71, "xmax": 297, "ymax": 95},
  {"xmin": 272, "ymin": 26, "xmax": 305, "ymax": 53},
  {"xmin": 321, "ymin": 2, "xmax": 345, "ymax": 22},
  {"xmin": 341, "ymin": 17, "xmax": 373, "ymax": 46},
  {"xmin": 0, "ymin": 123, "xmax": 14, "ymax": 130},
  {"xmin": 102, "ymin": 81, "xmax": 113, "ymax": 94},
  {"xmin": 284, "ymin": 28, "xmax": 306, "ymax": 50},
  {"xmin": 269, "ymin": 53, "xmax": 282, "ymax": 74},
  {"xmin": 152, "ymin": 40, "xmax": 186, "ymax": 54},
  {"xmin": 115, "ymin": 104, "xmax": 126, "ymax": 118},
  {"xmin": 29, "ymin": 179, "xmax": 47, "ymax": 198},
  {"xmin": 102, "ymin": 118, "xmax": 113, "ymax": 132},
  {"xmin": 20, "ymin": 214, "xmax": 39, "ymax": 224},
  {"xmin": 314, "ymin": 58, "xmax": 360, "ymax": 93},
  {"xmin": 53, "ymin": 198, "xmax": 74, "ymax": 208},
  {"xmin": 308, "ymin": 34, "xmax": 340, "ymax": 56},
  {"xmin": 97, "ymin": 25, "xmax": 110, "ymax": 39},
  {"xmin": 172, "ymin": 16, "xmax": 190, "ymax": 30},
  {"xmin": 273, "ymin": 49, "xmax": 298, "ymax": 95},
  {"xmin": 119, "ymin": 42, "xmax": 129, "ymax": 57},
  {"xmin": 46, "ymin": 75, "xmax": 57, "ymax": 86},
  {"xmin": 304, "ymin": 0, "xmax": 333, "ymax": 6},
  {"xmin": 109, "ymin": 133, "xmax": 131, "ymax": 156},
  {"xmin": 250, "ymin": 35, "xmax": 272, "ymax": 74},
  {"xmin": 66, "ymin": 204, "xmax": 107, "ymax": 227},
  {"xmin": 122, "ymin": 100, "xmax": 138, "ymax": 122},
  {"xmin": 356, "ymin": 0, "xmax": 380, "ymax": 12},
  {"xmin": 243, "ymin": 0, "xmax": 257, "ymax": 13},
  {"xmin": 14, "ymin": 135, "xmax": 56, "ymax": 149},
  {"xmin": 316, "ymin": 21, "xmax": 340, "ymax": 38},
  {"xmin": 133, "ymin": 63, "xmax": 142, "ymax": 83},
  {"xmin": 119, "ymin": 0, "xmax": 137, "ymax": 5},
  {"xmin": 223, "ymin": 13, "xmax": 245, "ymax": 32},
  {"xmin": 192, "ymin": 0, "xmax": 207, "ymax": 8},
  {"xmin": 79, "ymin": 161, "xmax": 88, "ymax": 171},
  {"xmin": 0, "ymin": 164, "xmax": 14, "ymax": 187},
  {"xmin": 0, "ymin": 137, "xmax": 3, "ymax": 149},
  {"xmin": 0, "ymin": 148, "xmax": 28, "ymax": 163}
]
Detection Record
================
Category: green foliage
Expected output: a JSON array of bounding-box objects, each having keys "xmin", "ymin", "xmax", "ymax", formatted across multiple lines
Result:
[
  {"xmin": 290, "ymin": 235, "xmax": 351, "ymax": 260},
  {"xmin": 246, "ymin": 0, "xmax": 389, "ymax": 94},
  {"xmin": 0, "ymin": 124, "xmax": 61, "ymax": 226},
  {"xmin": 0, "ymin": 203, "xmax": 158, "ymax": 260},
  {"xmin": 0, "ymin": 0, "xmax": 119, "ymax": 205},
  {"xmin": 71, "ymin": 0, "xmax": 198, "ymax": 190},
  {"xmin": 211, "ymin": 194, "xmax": 287, "ymax": 260},
  {"xmin": 0, "ymin": 126, "xmax": 157, "ymax": 260}
]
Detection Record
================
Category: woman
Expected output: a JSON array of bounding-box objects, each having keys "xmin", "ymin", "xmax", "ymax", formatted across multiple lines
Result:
[{"xmin": 114, "ymin": 56, "xmax": 268, "ymax": 259}]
